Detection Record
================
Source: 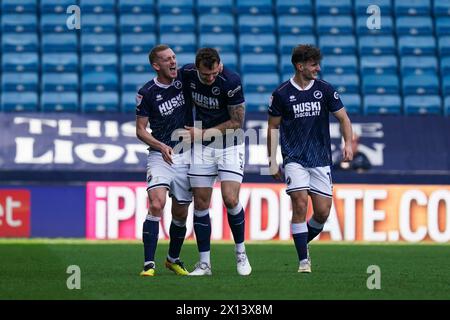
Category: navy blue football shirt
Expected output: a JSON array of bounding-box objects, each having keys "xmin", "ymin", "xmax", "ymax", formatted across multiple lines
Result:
[
  {"xmin": 180, "ymin": 64, "xmax": 245, "ymax": 143},
  {"xmin": 136, "ymin": 70, "xmax": 193, "ymax": 151},
  {"xmin": 268, "ymin": 78, "xmax": 344, "ymax": 168}
]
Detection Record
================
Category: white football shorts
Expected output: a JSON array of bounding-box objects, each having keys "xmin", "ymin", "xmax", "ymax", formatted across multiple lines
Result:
[
  {"xmin": 284, "ymin": 162, "xmax": 333, "ymax": 198},
  {"xmin": 188, "ymin": 143, "xmax": 245, "ymax": 188},
  {"xmin": 146, "ymin": 151, "xmax": 192, "ymax": 204}
]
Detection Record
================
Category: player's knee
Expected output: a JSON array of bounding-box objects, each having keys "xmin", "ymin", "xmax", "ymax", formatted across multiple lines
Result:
[
  {"xmin": 149, "ymin": 198, "xmax": 165, "ymax": 215},
  {"xmin": 194, "ymin": 199, "xmax": 210, "ymax": 211},
  {"xmin": 222, "ymin": 194, "xmax": 239, "ymax": 209},
  {"xmin": 313, "ymin": 211, "xmax": 330, "ymax": 224}
]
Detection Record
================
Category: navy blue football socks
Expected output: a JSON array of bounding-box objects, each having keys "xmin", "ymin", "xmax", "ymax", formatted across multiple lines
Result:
[
  {"xmin": 227, "ymin": 207, "xmax": 245, "ymax": 244},
  {"xmin": 193, "ymin": 212, "xmax": 211, "ymax": 252},
  {"xmin": 168, "ymin": 220, "xmax": 186, "ymax": 260},
  {"xmin": 143, "ymin": 218, "xmax": 159, "ymax": 263}
]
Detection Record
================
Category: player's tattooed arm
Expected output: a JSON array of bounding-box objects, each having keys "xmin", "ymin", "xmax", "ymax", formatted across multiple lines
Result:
[{"xmin": 228, "ymin": 103, "xmax": 245, "ymax": 129}]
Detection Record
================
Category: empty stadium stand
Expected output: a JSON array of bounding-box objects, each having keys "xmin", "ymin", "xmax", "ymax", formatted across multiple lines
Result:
[{"xmin": 0, "ymin": 0, "xmax": 448, "ymax": 115}]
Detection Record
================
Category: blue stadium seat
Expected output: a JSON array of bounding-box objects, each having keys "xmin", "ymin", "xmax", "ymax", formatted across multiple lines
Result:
[
  {"xmin": 398, "ymin": 36, "xmax": 436, "ymax": 56},
  {"xmin": 40, "ymin": 14, "xmax": 68, "ymax": 33},
  {"xmin": 445, "ymin": 97, "xmax": 450, "ymax": 116},
  {"xmin": 157, "ymin": 0, "xmax": 193, "ymax": 14},
  {"xmin": 160, "ymin": 33, "xmax": 196, "ymax": 53},
  {"xmin": 240, "ymin": 54, "xmax": 278, "ymax": 73},
  {"xmin": 280, "ymin": 54, "xmax": 293, "ymax": 74},
  {"xmin": 401, "ymin": 56, "xmax": 438, "ymax": 75},
  {"xmin": 41, "ymin": 34, "xmax": 77, "ymax": 52},
  {"xmin": 322, "ymin": 55, "xmax": 358, "ymax": 75},
  {"xmin": 403, "ymin": 75, "xmax": 440, "ymax": 95},
  {"xmin": 364, "ymin": 95, "xmax": 402, "ymax": 115},
  {"xmin": 404, "ymin": 95, "xmax": 442, "ymax": 115},
  {"xmin": 362, "ymin": 75, "xmax": 399, "ymax": 95},
  {"xmin": 199, "ymin": 34, "xmax": 236, "ymax": 53},
  {"xmin": 275, "ymin": 0, "xmax": 312, "ymax": 15},
  {"xmin": 438, "ymin": 36, "xmax": 450, "ymax": 56},
  {"xmin": 1, "ymin": 73, "xmax": 38, "ymax": 92},
  {"xmin": 236, "ymin": 0, "xmax": 273, "ymax": 15},
  {"xmin": 81, "ymin": 72, "xmax": 118, "ymax": 92},
  {"xmin": 238, "ymin": 15, "xmax": 275, "ymax": 34},
  {"xmin": 2, "ymin": 33, "xmax": 38, "ymax": 52},
  {"xmin": 323, "ymin": 74, "xmax": 359, "ymax": 94},
  {"xmin": 1, "ymin": 92, "xmax": 38, "ymax": 112},
  {"xmin": 119, "ymin": 14, "xmax": 155, "ymax": 33},
  {"xmin": 354, "ymin": 0, "xmax": 391, "ymax": 15},
  {"xmin": 42, "ymin": 73, "xmax": 79, "ymax": 92},
  {"xmin": 443, "ymin": 75, "xmax": 450, "ymax": 95},
  {"xmin": 356, "ymin": 16, "xmax": 393, "ymax": 35},
  {"xmin": 221, "ymin": 53, "xmax": 238, "ymax": 72},
  {"xmin": 441, "ymin": 57, "xmax": 450, "ymax": 75},
  {"xmin": 197, "ymin": 0, "xmax": 233, "ymax": 14},
  {"xmin": 279, "ymin": 35, "xmax": 317, "ymax": 55},
  {"xmin": 2, "ymin": 0, "xmax": 36, "ymax": 13},
  {"xmin": 1, "ymin": 14, "xmax": 37, "ymax": 33},
  {"xmin": 82, "ymin": 14, "xmax": 116, "ymax": 33},
  {"xmin": 81, "ymin": 92, "xmax": 119, "ymax": 112},
  {"xmin": 277, "ymin": 15, "xmax": 314, "ymax": 35},
  {"xmin": 122, "ymin": 73, "xmax": 152, "ymax": 92},
  {"xmin": 316, "ymin": 0, "xmax": 352, "ymax": 15},
  {"xmin": 360, "ymin": 55, "xmax": 397, "ymax": 75},
  {"xmin": 121, "ymin": 54, "xmax": 152, "ymax": 73},
  {"xmin": 394, "ymin": 0, "xmax": 430, "ymax": 16},
  {"xmin": 80, "ymin": 0, "xmax": 116, "ymax": 13},
  {"xmin": 118, "ymin": 0, "xmax": 155, "ymax": 14},
  {"xmin": 243, "ymin": 73, "xmax": 280, "ymax": 93},
  {"xmin": 198, "ymin": 14, "xmax": 234, "ymax": 33},
  {"xmin": 82, "ymin": 54, "xmax": 118, "ymax": 73},
  {"xmin": 176, "ymin": 52, "xmax": 195, "ymax": 66},
  {"xmin": 41, "ymin": 0, "xmax": 73, "ymax": 13},
  {"xmin": 359, "ymin": 35, "xmax": 396, "ymax": 55},
  {"xmin": 436, "ymin": 18, "xmax": 450, "ymax": 37},
  {"xmin": 2, "ymin": 53, "xmax": 39, "ymax": 72},
  {"xmin": 434, "ymin": 0, "xmax": 450, "ymax": 16},
  {"xmin": 246, "ymin": 93, "xmax": 270, "ymax": 112},
  {"xmin": 121, "ymin": 92, "xmax": 137, "ymax": 113},
  {"xmin": 160, "ymin": 14, "xmax": 195, "ymax": 33},
  {"xmin": 319, "ymin": 35, "xmax": 356, "ymax": 55},
  {"xmin": 41, "ymin": 92, "xmax": 79, "ymax": 112},
  {"xmin": 396, "ymin": 17, "xmax": 433, "ymax": 35},
  {"xmin": 42, "ymin": 53, "xmax": 78, "ymax": 72},
  {"xmin": 316, "ymin": 16, "xmax": 353, "ymax": 35},
  {"xmin": 340, "ymin": 93, "xmax": 361, "ymax": 114},
  {"xmin": 81, "ymin": 33, "xmax": 117, "ymax": 53},
  {"xmin": 239, "ymin": 34, "xmax": 276, "ymax": 54},
  {"xmin": 120, "ymin": 34, "xmax": 156, "ymax": 53}
]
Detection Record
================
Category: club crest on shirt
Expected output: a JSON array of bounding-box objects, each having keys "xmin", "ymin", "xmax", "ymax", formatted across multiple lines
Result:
[
  {"xmin": 313, "ymin": 90, "xmax": 323, "ymax": 99},
  {"xmin": 212, "ymin": 86, "xmax": 220, "ymax": 95},
  {"xmin": 174, "ymin": 80, "xmax": 182, "ymax": 89}
]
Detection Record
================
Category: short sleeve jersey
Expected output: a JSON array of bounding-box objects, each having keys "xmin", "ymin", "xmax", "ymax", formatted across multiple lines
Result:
[
  {"xmin": 268, "ymin": 78, "xmax": 344, "ymax": 168},
  {"xmin": 136, "ymin": 70, "xmax": 193, "ymax": 151},
  {"xmin": 180, "ymin": 64, "xmax": 244, "ymax": 130}
]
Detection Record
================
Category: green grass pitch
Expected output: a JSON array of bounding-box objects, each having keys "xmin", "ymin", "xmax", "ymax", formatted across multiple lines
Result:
[{"xmin": 0, "ymin": 239, "xmax": 448, "ymax": 300}]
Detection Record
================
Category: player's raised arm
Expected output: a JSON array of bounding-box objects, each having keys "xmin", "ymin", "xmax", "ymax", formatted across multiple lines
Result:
[
  {"xmin": 333, "ymin": 108, "xmax": 353, "ymax": 162},
  {"xmin": 267, "ymin": 115, "xmax": 282, "ymax": 180},
  {"xmin": 136, "ymin": 116, "xmax": 173, "ymax": 165}
]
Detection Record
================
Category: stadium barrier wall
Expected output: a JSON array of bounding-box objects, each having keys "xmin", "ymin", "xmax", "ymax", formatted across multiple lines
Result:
[
  {"xmin": 1, "ymin": 113, "xmax": 450, "ymax": 181},
  {"xmin": 2, "ymin": 183, "xmax": 448, "ymax": 243}
]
